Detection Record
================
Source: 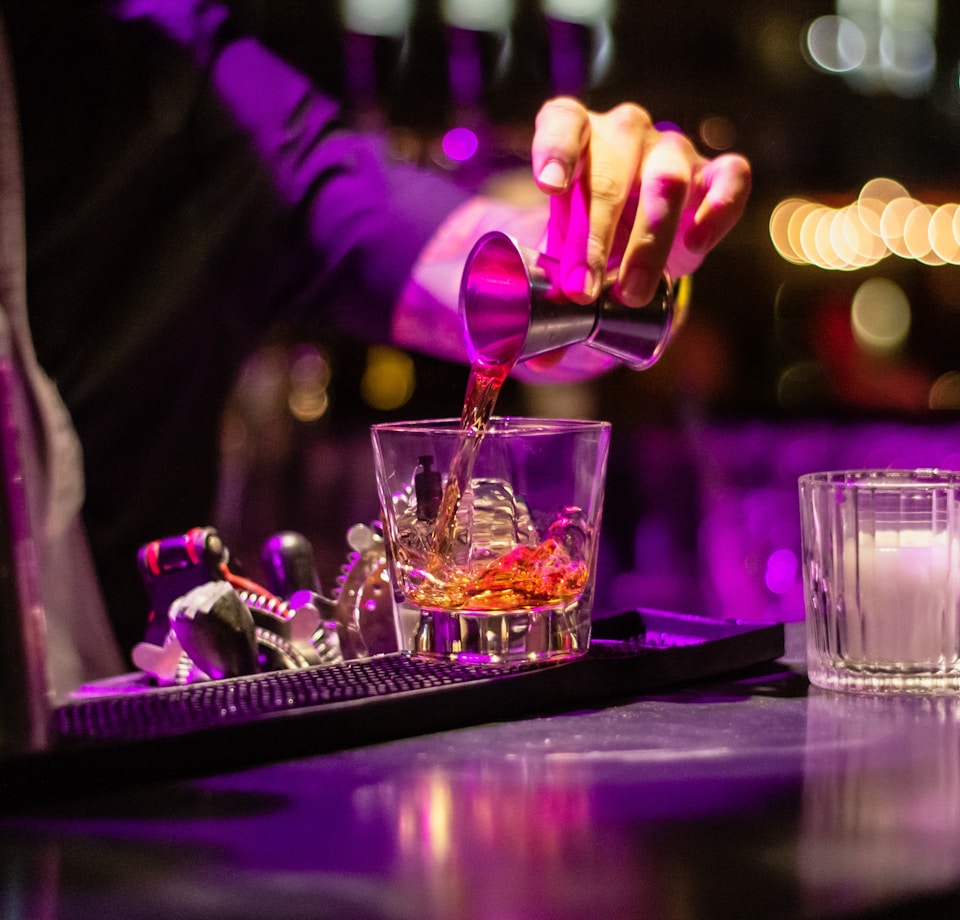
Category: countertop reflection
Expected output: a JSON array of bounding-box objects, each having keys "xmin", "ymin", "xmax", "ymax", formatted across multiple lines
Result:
[{"xmin": 4, "ymin": 625, "xmax": 960, "ymax": 919}]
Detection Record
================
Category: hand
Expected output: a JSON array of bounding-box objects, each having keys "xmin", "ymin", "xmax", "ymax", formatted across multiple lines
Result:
[{"xmin": 531, "ymin": 97, "xmax": 751, "ymax": 307}]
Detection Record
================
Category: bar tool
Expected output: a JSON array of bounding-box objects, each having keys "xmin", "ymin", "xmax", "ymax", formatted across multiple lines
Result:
[
  {"xmin": 260, "ymin": 530, "xmax": 323, "ymax": 597},
  {"xmin": 133, "ymin": 527, "xmax": 343, "ymax": 685},
  {"xmin": 169, "ymin": 581, "xmax": 259, "ymax": 680},
  {"xmin": 459, "ymin": 230, "xmax": 682, "ymax": 371}
]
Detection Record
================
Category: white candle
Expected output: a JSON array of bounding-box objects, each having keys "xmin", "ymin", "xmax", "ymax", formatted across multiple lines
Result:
[{"xmin": 842, "ymin": 529, "xmax": 960, "ymax": 666}]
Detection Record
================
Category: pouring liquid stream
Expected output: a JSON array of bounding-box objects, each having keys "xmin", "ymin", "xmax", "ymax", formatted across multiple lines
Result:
[
  {"xmin": 427, "ymin": 360, "xmax": 509, "ymax": 566},
  {"xmin": 417, "ymin": 357, "xmax": 589, "ymax": 613}
]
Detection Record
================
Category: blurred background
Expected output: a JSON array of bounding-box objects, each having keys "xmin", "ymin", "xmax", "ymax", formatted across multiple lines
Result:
[{"xmin": 214, "ymin": 0, "xmax": 960, "ymax": 624}]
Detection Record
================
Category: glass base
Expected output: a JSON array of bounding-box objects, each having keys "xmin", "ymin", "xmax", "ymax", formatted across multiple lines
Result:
[
  {"xmin": 397, "ymin": 601, "xmax": 590, "ymax": 664},
  {"xmin": 808, "ymin": 659, "xmax": 960, "ymax": 694}
]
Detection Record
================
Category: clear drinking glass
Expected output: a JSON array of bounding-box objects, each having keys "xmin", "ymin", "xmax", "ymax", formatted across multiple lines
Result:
[
  {"xmin": 371, "ymin": 417, "xmax": 611, "ymax": 663},
  {"xmin": 799, "ymin": 469, "xmax": 960, "ymax": 693}
]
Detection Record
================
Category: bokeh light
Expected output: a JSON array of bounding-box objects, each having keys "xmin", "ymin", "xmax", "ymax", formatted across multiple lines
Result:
[
  {"xmin": 901, "ymin": 203, "xmax": 938, "ymax": 262},
  {"xmin": 341, "ymin": 0, "xmax": 412, "ymax": 36},
  {"xmin": 850, "ymin": 277, "xmax": 911, "ymax": 355},
  {"xmin": 361, "ymin": 346, "xmax": 415, "ymax": 411},
  {"xmin": 930, "ymin": 204, "xmax": 960, "ymax": 263},
  {"xmin": 287, "ymin": 344, "xmax": 331, "ymax": 422},
  {"xmin": 698, "ymin": 114, "xmax": 737, "ymax": 151},
  {"xmin": 442, "ymin": 0, "xmax": 514, "ymax": 30},
  {"xmin": 806, "ymin": 1, "xmax": 938, "ymax": 98},
  {"xmin": 929, "ymin": 372, "xmax": 960, "ymax": 411},
  {"xmin": 541, "ymin": 0, "xmax": 611, "ymax": 24},
  {"xmin": 805, "ymin": 15, "xmax": 867, "ymax": 74},
  {"xmin": 858, "ymin": 177, "xmax": 909, "ymax": 234},
  {"xmin": 878, "ymin": 15, "xmax": 937, "ymax": 97},
  {"xmin": 441, "ymin": 126, "xmax": 479, "ymax": 162},
  {"xmin": 764, "ymin": 548, "xmax": 798, "ymax": 595}
]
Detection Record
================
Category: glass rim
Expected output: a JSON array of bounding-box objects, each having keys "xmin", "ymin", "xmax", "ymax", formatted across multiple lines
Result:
[
  {"xmin": 799, "ymin": 469, "xmax": 960, "ymax": 489},
  {"xmin": 370, "ymin": 416, "xmax": 612, "ymax": 436}
]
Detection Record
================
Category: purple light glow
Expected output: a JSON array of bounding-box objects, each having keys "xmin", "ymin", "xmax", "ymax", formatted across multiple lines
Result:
[
  {"xmin": 764, "ymin": 548, "xmax": 798, "ymax": 595},
  {"xmin": 441, "ymin": 127, "xmax": 479, "ymax": 162}
]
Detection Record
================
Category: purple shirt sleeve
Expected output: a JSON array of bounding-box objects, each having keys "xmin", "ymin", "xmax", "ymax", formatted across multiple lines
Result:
[
  {"xmin": 115, "ymin": 1, "xmax": 472, "ymax": 342},
  {"xmin": 210, "ymin": 36, "xmax": 472, "ymax": 340}
]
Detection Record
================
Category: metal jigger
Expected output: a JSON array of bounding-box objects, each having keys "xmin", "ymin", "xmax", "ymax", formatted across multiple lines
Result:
[{"xmin": 459, "ymin": 230, "xmax": 680, "ymax": 371}]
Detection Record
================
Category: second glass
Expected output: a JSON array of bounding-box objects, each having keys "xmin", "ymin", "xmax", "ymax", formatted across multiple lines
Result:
[
  {"xmin": 799, "ymin": 469, "xmax": 960, "ymax": 693},
  {"xmin": 371, "ymin": 417, "xmax": 611, "ymax": 664}
]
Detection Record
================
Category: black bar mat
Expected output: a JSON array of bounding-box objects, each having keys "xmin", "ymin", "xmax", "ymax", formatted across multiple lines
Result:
[{"xmin": 0, "ymin": 609, "xmax": 785, "ymax": 805}]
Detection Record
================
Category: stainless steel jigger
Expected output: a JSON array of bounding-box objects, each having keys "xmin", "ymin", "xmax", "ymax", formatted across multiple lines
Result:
[{"xmin": 459, "ymin": 231, "xmax": 680, "ymax": 371}]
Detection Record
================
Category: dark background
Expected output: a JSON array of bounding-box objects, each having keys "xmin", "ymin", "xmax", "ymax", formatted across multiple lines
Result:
[
  {"xmin": 211, "ymin": 1, "xmax": 960, "ymax": 623},
  {"xmin": 222, "ymin": 0, "xmax": 960, "ymax": 419}
]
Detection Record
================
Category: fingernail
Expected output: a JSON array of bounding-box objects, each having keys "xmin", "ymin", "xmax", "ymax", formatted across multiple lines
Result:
[
  {"xmin": 685, "ymin": 221, "xmax": 713, "ymax": 253},
  {"xmin": 620, "ymin": 265, "xmax": 653, "ymax": 306},
  {"xmin": 537, "ymin": 160, "xmax": 568, "ymax": 191},
  {"xmin": 568, "ymin": 264, "xmax": 599, "ymax": 300}
]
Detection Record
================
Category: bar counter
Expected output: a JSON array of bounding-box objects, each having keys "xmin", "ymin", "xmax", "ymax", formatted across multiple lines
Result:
[{"xmin": 3, "ymin": 624, "xmax": 960, "ymax": 919}]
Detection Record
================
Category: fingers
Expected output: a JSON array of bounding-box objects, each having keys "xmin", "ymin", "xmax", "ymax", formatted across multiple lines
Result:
[
  {"xmin": 532, "ymin": 97, "xmax": 592, "ymax": 194},
  {"xmin": 532, "ymin": 97, "xmax": 752, "ymax": 310},
  {"xmin": 662, "ymin": 152, "xmax": 753, "ymax": 281},
  {"xmin": 564, "ymin": 104, "xmax": 651, "ymax": 303},
  {"xmin": 536, "ymin": 101, "xmax": 654, "ymax": 303},
  {"xmin": 683, "ymin": 153, "xmax": 752, "ymax": 256},
  {"xmin": 618, "ymin": 130, "xmax": 697, "ymax": 305}
]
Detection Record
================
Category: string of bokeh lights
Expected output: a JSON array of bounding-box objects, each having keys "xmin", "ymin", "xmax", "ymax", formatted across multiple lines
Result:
[
  {"xmin": 770, "ymin": 178, "xmax": 960, "ymax": 271},
  {"xmin": 771, "ymin": 180, "xmax": 960, "ymax": 410}
]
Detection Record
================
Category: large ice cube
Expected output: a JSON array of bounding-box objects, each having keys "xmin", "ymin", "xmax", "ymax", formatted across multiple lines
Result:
[
  {"xmin": 391, "ymin": 475, "xmax": 537, "ymax": 569},
  {"xmin": 464, "ymin": 477, "xmax": 536, "ymax": 564}
]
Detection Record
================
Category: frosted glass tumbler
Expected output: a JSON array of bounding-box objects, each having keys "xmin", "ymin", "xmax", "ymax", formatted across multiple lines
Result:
[{"xmin": 799, "ymin": 470, "xmax": 960, "ymax": 693}]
